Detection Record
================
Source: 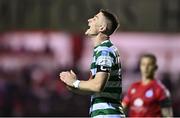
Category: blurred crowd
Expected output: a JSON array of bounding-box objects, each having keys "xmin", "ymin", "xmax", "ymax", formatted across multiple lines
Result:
[
  {"xmin": 0, "ymin": 32, "xmax": 90, "ymax": 116},
  {"xmin": 0, "ymin": 64, "xmax": 90, "ymax": 116}
]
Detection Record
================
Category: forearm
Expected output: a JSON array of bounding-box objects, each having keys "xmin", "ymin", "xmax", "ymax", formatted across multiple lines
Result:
[
  {"xmin": 71, "ymin": 74, "xmax": 108, "ymax": 95},
  {"xmin": 67, "ymin": 86, "xmax": 94, "ymax": 95},
  {"xmin": 78, "ymin": 80, "xmax": 102, "ymax": 92},
  {"xmin": 60, "ymin": 71, "xmax": 109, "ymax": 95}
]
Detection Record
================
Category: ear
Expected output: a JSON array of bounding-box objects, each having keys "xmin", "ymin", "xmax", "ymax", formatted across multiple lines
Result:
[{"xmin": 99, "ymin": 23, "xmax": 107, "ymax": 32}]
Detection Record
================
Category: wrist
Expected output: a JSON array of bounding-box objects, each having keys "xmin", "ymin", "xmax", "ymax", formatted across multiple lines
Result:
[{"xmin": 72, "ymin": 80, "xmax": 80, "ymax": 88}]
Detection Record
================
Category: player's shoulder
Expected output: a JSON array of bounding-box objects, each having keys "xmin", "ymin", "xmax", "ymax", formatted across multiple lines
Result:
[
  {"xmin": 153, "ymin": 79, "xmax": 167, "ymax": 90},
  {"xmin": 94, "ymin": 45, "xmax": 110, "ymax": 54},
  {"xmin": 153, "ymin": 79, "xmax": 171, "ymax": 97},
  {"xmin": 131, "ymin": 81, "xmax": 141, "ymax": 88},
  {"xmin": 95, "ymin": 46, "xmax": 115, "ymax": 59},
  {"xmin": 95, "ymin": 44, "xmax": 110, "ymax": 50},
  {"xmin": 95, "ymin": 40, "xmax": 114, "ymax": 52}
]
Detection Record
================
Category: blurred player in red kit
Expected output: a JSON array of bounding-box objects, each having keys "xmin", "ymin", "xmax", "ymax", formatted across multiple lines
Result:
[{"xmin": 122, "ymin": 53, "xmax": 173, "ymax": 117}]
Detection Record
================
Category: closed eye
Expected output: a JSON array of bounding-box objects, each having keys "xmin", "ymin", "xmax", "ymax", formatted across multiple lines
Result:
[{"xmin": 94, "ymin": 15, "xmax": 98, "ymax": 19}]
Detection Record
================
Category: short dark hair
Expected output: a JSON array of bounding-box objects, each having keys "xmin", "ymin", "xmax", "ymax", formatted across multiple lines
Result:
[
  {"xmin": 100, "ymin": 9, "xmax": 119, "ymax": 36},
  {"xmin": 140, "ymin": 53, "xmax": 157, "ymax": 65}
]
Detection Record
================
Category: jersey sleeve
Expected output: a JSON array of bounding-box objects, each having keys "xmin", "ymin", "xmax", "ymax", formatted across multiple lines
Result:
[
  {"xmin": 156, "ymin": 84, "xmax": 172, "ymax": 107},
  {"xmin": 95, "ymin": 49, "xmax": 114, "ymax": 72}
]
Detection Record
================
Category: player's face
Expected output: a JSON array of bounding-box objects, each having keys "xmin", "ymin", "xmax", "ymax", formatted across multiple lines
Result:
[
  {"xmin": 85, "ymin": 12, "xmax": 107, "ymax": 36},
  {"xmin": 140, "ymin": 57, "xmax": 156, "ymax": 78}
]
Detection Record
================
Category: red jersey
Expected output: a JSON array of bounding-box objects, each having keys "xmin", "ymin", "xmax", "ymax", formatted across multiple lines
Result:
[{"xmin": 122, "ymin": 79, "xmax": 171, "ymax": 117}]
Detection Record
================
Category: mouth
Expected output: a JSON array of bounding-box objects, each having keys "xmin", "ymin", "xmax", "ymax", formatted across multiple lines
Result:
[
  {"xmin": 87, "ymin": 25, "xmax": 90, "ymax": 29},
  {"xmin": 85, "ymin": 23, "xmax": 92, "ymax": 35},
  {"xmin": 88, "ymin": 22, "xmax": 92, "ymax": 27},
  {"xmin": 86, "ymin": 24, "xmax": 91, "ymax": 30}
]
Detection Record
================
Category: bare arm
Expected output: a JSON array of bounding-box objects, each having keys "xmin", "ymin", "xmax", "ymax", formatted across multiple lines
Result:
[
  {"xmin": 60, "ymin": 70, "xmax": 109, "ymax": 95},
  {"xmin": 77, "ymin": 72, "xmax": 109, "ymax": 93},
  {"xmin": 161, "ymin": 107, "xmax": 173, "ymax": 117}
]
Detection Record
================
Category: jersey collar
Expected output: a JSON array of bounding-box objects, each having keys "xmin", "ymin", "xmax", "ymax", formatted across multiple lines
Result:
[{"xmin": 94, "ymin": 39, "xmax": 110, "ymax": 49}]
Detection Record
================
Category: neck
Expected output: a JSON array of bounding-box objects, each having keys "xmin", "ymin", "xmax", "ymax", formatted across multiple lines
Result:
[
  {"xmin": 91, "ymin": 33, "xmax": 109, "ymax": 47},
  {"xmin": 141, "ymin": 76, "xmax": 154, "ymax": 85}
]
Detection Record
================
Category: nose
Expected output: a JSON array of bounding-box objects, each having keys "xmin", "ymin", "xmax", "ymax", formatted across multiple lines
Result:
[
  {"xmin": 88, "ymin": 18, "xmax": 93, "ymax": 22},
  {"xmin": 88, "ymin": 19, "xmax": 91, "ymax": 22}
]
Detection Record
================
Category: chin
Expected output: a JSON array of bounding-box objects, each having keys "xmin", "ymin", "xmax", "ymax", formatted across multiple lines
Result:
[
  {"xmin": 85, "ymin": 31, "xmax": 96, "ymax": 36},
  {"xmin": 85, "ymin": 32, "xmax": 91, "ymax": 36},
  {"xmin": 85, "ymin": 29, "xmax": 90, "ymax": 35},
  {"xmin": 85, "ymin": 28, "xmax": 98, "ymax": 36}
]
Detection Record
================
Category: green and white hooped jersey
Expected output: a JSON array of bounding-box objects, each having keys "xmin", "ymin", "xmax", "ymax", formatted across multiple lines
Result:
[{"xmin": 90, "ymin": 40, "xmax": 124, "ymax": 118}]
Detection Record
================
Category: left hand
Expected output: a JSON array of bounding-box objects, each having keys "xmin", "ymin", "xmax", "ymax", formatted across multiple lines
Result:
[{"xmin": 59, "ymin": 70, "xmax": 77, "ymax": 87}]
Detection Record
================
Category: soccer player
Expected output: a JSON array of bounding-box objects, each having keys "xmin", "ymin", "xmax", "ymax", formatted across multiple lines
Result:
[
  {"xmin": 59, "ymin": 9, "xmax": 125, "ymax": 118},
  {"xmin": 122, "ymin": 54, "xmax": 173, "ymax": 117}
]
